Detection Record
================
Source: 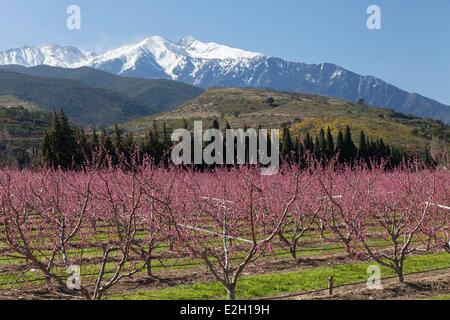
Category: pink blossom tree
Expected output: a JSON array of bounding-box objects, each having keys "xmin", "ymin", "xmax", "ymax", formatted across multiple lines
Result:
[
  {"xmin": 318, "ymin": 165, "xmax": 367, "ymax": 257},
  {"xmin": 155, "ymin": 166, "xmax": 301, "ymax": 300},
  {"xmin": 277, "ymin": 172, "xmax": 323, "ymax": 260},
  {"xmin": 0, "ymin": 168, "xmax": 93, "ymax": 294},
  {"xmin": 353, "ymin": 167, "xmax": 437, "ymax": 283},
  {"xmin": 87, "ymin": 169, "xmax": 148, "ymax": 300}
]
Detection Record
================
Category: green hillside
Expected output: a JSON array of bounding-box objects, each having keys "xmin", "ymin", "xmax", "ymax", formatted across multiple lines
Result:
[
  {"xmin": 121, "ymin": 88, "xmax": 450, "ymax": 153},
  {"xmin": 0, "ymin": 70, "xmax": 153, "ymax": 128},
  {"xmin": 0, "ymin": 97, "xmax": 51, "ymax": 166},
  {"xmin": 0, "ymin": 65, "xmax": 204, "ymax": 115}
]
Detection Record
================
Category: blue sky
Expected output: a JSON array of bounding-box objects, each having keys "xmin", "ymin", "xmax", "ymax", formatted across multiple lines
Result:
[{"xmin": 1, "ymin": 0, "xmax": 449, "ymax": 104}]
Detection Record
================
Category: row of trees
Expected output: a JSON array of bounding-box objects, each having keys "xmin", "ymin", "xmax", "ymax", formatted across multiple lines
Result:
[
  {"xmin": 42, "ymin": 112, "xmax": 419, "ymax": 170},
  {"xmin": 1, "ymin": 162, "xmax": 448, "ymax": 300},
  {"xmin": 42, "ymin": 111, "xmax": 171, "ymax": 170},
  {"xmin": 282, "ymin": 126, "xmax": 407, "ymax": 168}
]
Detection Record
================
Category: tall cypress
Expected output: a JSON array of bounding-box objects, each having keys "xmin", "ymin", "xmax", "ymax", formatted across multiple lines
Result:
[
  {"xmin": 357, "ymin": 130, "xmax": 369, "ymax": 165},
  {"xmin": 318, "ymin": 128, "xmax": 326, "ymax": 159},
  {"xmin": 335, "ymin": 130, "xmax": 345, "ymax": 163},
  {"xmin": 304, "ymin": 132, "xmax": 314, "ymax": 154},
  {"xmin": 112, "ymin": 125, "xmax": 125, "ymax": 165},
  {"xmin": 211, "ymin": 119, "xmax": 220, "ymax": 130},
  {"xmin": 41, "ymin": 111, "xmax": 77, "ymax": 169},
  {"xmin": 343, "ymin": 126, "xmax": 357, "ymax": 164},
  {"xmin": 314, "ymin": 135, "xmax": 321, "ymax": 160},
  {"xmin": 326, "ymin": 127, "xmax": 335, "ymax": 159},
  {"xmin": 75, "ymin": 129, "xmax": 91, "ymax": 167},
  {"xmin": 142, "ymin": 125, "xmax": 163, "ymax": 164},
  {"xmin": 281, "ymin": 126, "xmax": 294, "ymax": 161}
]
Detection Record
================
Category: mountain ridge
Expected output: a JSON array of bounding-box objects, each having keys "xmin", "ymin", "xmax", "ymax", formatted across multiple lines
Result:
[
  {"xmin": 0, "ymin": 65, "xmax": 204, "ymax": 113},
  {"xmin": 0, "ymin": 66, "xmax": 203, "ymax": 127},
  {"xmin": 0, "ymin": 36, "xmax": 449, "ymax": 124}
]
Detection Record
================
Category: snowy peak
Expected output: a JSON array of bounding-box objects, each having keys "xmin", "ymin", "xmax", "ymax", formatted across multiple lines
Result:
[
  {"xmin": 177, "ymin": 35, "xmax": 197, "ymax": 47},
  {"xmin": 176, "ymin": 35, "xmax": 262, "ymax": 60},
  {"xmin": 94, "ymin": 35, "xmax": 262, "ymax": 61},
  {"xmin": 89, "ymin": 35, "xmax": 187, "ymax": 78},
  {"xmin": 89, "ymin": 35, "xmax": 262, "ymax": 79},
  {"xmin": 0, "ymin": 35, "xmax": 262, "ymax": 74},
  {"xmin": 0, "ymin": 44, "xmax": 95, "ymax": 68}
]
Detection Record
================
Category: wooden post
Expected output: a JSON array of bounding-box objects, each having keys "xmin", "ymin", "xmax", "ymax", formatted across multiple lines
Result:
[{"xmin": 328, "ymin": 276, "xmax": 334, "ymax": 296}]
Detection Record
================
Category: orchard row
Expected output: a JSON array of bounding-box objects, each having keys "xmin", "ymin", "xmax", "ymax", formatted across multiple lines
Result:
[{"xmin": 0, "ymin": 163, "xmax": 448, "ymax": 299}]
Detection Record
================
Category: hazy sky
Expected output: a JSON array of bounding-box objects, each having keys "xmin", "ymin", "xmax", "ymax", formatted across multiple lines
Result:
[{"xmin": 1, "ymin": 0, "xmax": 449, "ymax": 104}]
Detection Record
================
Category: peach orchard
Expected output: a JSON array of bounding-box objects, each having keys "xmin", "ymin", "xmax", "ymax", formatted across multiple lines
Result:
[{"xmin": 0, "ymin": 162, "xmax": 448, "ymax": 300}]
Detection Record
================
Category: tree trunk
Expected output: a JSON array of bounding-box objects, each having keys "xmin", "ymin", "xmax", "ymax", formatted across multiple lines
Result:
[
  {"xmin": 226, "ymin": 284, "xmax": 237, "ymax": 301},
  {"xmin": 444, "ymin": 243, "xmax": 450, "ymax": 254},
  {"xmin": 290, "ymin": 245, "xmax": 297, "ymax": 260},
  {"xmin": 397, "ymin": 272, "xmax": 405, "ymax": 283},
  {"xmin": 394, "ymin": 264, "xmax": 405, "ymax": 283},
  {"xmin": 318, "ymin": 220, "xmax": 326, "ymax": 242},
  {"xmin": 146, "ymin": 258, "xmax": 153, "ymax": 278},
  {"xmin": 145, "ymin": 242, "xmax": 155, "ymax": 279}
]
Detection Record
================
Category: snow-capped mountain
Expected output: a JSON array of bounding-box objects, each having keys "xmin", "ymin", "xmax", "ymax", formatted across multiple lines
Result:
[
  {"xmin": 0, "ymin": 36, "xmax": 449, "ymax": 123},
  {"xmin": 89, "ymin": 35, "xmax": 262, "ymax": 80},
  {"xmin": 0, "ymin": 44, "xmax": 95, "ymax": 68}
]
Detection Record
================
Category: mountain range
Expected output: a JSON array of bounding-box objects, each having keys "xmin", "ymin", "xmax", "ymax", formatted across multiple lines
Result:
[{"xmin": 1, "ymin": 35, "xmax": 449, "ymax": 124}]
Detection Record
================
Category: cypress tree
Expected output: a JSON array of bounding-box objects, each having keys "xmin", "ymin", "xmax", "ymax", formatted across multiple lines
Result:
[
  {"xmin": 336, "ymin": 130, "xmax": 345, "ymax": 163},
  {"xmin": 343, "ymin": 126, "xmax": 357, "ymax": 165},
  {"xmin": 312, "ymin": 135, "xmax": 319, "ymax": 160},
  {"xmin": 42, "ymin": 131, "xmax": 55, "ymax": 168},
  {"xmin": 304, "ymin": 132, "xmax": 314, "ymax": 154},
  {"xmin": 297, "ymin": 140, "xmax": 306, "ymax": 167},
  {"xmin": 326, "ymin": 127, "xmax": 335, "ymax": 159},
  {"xmin": 90, "ymin": 129, "xmax": 99, "ymax": 156},
  {"xmin": 318, "ymin": 128, "xmax": 326, "ymax": 160},
  {"xmin": 223, "ymin": 121, "xmax": 232, "ymax": 166},
  {"xmin": 162, "ymin": 123, "xmax": 171, "ymax": 147},
  {"xmin": 281, "ymin": 126, "xmax": 294, "ymax": 160},
  {"xmin": 41, "ymin": 111, "xmax": 77, "ymax": 169},
  {"xmin": 75, "ymin": 129, "xmax": 91, "ymax": 167},
  {"xmin": 211, "ymin": 119, "xmax": 220, "ymax": 130},
  {"xmin": 357, "ymin": 130, "xmax": 369, "ymax": 165},
  {"xmin": 142, "ymin": 125, "xmax": 163, "ymax": 164}
]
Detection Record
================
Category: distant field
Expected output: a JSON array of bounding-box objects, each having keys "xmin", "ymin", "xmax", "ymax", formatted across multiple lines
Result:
[{"xmin": 0, "ymin": 95, "xmax": 45, "ymax": 112}]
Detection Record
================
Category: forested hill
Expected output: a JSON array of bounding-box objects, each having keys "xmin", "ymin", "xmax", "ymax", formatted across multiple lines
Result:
[
  {"xmin": 0, "ymin": 66, "xmax": 203, "ymax": 127},
  {"xmin": 0, "ymin": 65, "xmax": 204, "ymax": 115},
  {"xmin": 122, "ymin": 88, "xmax": 450, "ymax": 154}
]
